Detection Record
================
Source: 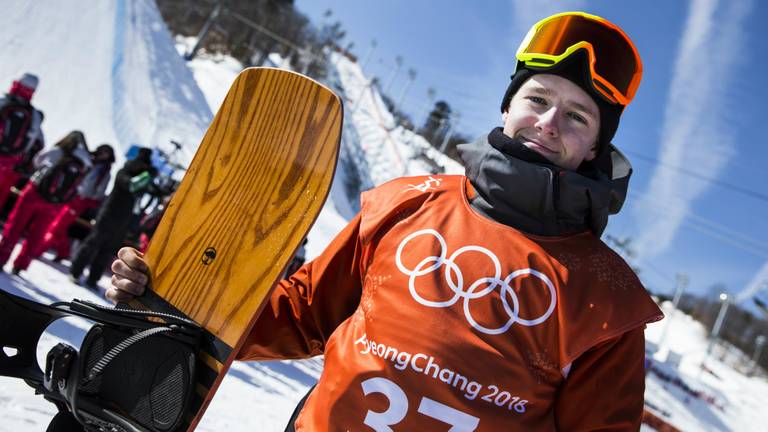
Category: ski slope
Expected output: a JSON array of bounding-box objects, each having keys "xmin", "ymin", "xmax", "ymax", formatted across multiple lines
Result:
[
  {"xmin": 644, "ymin": 302, "xmax": 768, "ymax": 431},
  {"xmin": 0, "ymin": 0, "xmax": 210, "ymax": 169},
  {"xmin": 0, "ymin": 1, "xmax": 766, "ymax": 431}
]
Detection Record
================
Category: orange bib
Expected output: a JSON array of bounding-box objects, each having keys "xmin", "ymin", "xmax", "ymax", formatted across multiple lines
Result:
[{"xmin": 293, "ymin": 175, "xmax": 661, "ymax": 430}]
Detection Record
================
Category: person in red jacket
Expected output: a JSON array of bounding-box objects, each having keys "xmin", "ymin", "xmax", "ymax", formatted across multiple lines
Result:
[
  {"xmin": 0, "ymin": 73, "xmax": 45, "ymax": 211},
  {"xmin": 107, "ymin": 12, "xmax": 663, "ymax": 431},
  {"xmin": 0, "ymin": 131, "xmax": 91, "ymax": 274}
]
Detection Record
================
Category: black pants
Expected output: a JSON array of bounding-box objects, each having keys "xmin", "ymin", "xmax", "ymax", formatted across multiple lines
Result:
[
  {"xmin": 46, "ymin": 411, "xmax": 85, "ymax": 432},
  {"xmin": 70, "ymin": 220, "xmax": 127, "ymax": 286}
]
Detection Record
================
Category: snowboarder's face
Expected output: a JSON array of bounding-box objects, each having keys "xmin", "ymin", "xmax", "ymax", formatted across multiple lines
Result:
[{"xmin": 502, "ymin": 74, "xmax": 600, "ymax": 170}]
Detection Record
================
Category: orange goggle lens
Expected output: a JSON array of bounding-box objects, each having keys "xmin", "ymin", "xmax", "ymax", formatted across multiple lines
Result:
[{"xmin": 517, "ymin": 13, "xmax": 642, "ymax": 106}]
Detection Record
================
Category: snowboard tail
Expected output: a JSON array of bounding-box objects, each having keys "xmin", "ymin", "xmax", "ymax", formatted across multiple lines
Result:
[
  {"xmin": 131, "ymin": 67, "xmax": 342, "ymax": 431},
  {"xmin": 0, "ymin": 289, "xmax": 203, "ymax": 432},
  {"xmin": 0, "ymin": 67, "xmax": 342, "ymax": 432},
  {"xmin": 131, "ymin": 68, "xmax": 343, "ymax": 430}
]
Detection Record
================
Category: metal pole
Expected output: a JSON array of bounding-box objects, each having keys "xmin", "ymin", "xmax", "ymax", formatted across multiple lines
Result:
[
  {"xmin": 656, "ymin": 273, "xmax": 689, "ymax": 355},
  {"xmin": 440, "ymin": 112, "xmax": 460, "ymax": 153},
  {"xmin": 383, "ymin": 56, "xmax": 403, "ymax": 95},
  {"xmin": 418, "ymin": 88, "xmax": 436, "ymax": 129},
  {"xmin": 361, "ymin": 40, "xmax": 377, "ymax": 71},
  {"xmin": 699, "ymin": 292, "xmax": 730, "ymax": 375},
  {"xmin": 750, "ymin": 335, "xmax": 766, "ymax": 375},
  {"xmin": 395, "ymin": 69, "xmax": 417, "ymax": 113},
  {"xmin": 185, "ymin": 2, "xmax": 222, "ymax": 61},
  {"xmin": 706, "ymin": 293, "xmax": 731, "ymax": 355}
]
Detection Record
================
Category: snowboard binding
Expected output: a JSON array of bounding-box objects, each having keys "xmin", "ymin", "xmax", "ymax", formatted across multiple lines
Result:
[{"xmin": 0, "ymin": 289, "xmax": 202, "ymax": 432}]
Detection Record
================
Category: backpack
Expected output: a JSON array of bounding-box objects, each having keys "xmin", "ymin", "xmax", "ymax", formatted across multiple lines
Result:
[
  {"xmin": 13, "ymin": 137, "xmax": 43, "ymax": 175},
  {"xmin": 0, "ymin": 101, "xmax": 34, "ymax": 156},
  {"xmin": 35, "ymin": 153, "xmax": 87, "ymax": 203}
]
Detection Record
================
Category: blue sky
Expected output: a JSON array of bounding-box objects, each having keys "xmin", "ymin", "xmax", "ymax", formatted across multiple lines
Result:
[{"xmin": 296, "ymin": 0, "xmax": 768, "ymax": 306}]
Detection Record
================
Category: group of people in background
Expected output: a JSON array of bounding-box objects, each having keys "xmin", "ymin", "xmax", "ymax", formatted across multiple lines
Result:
[{"xmin": 0, "ymin": 72, "xmax": 165, "ymax": 289}]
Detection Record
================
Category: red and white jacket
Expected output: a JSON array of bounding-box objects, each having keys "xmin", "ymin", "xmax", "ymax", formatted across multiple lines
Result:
[{"xmin": 239, "ymin": 175, "xmax": 663, "ymax": 431}]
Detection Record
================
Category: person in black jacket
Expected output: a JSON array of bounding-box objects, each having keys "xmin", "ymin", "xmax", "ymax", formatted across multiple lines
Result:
[{"xmin": 69, "ymin": 147, "xmax": 157, "ymax": 289}]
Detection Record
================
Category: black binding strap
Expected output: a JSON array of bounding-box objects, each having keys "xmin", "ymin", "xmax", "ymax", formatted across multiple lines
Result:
[{"xmin": 0, "ymin": 289, "xmax": 203, "ymax": 432}]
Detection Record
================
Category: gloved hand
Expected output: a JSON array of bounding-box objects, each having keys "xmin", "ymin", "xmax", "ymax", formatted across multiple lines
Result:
[{"xmin": 129, "ymin": 171, "xmax": 151, "ymax": 193}]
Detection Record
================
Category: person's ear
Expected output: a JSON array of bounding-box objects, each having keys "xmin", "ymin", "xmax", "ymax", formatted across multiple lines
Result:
[{"xmin": 585, "ymin": 141, "xmax": 598, "ymax": 161}]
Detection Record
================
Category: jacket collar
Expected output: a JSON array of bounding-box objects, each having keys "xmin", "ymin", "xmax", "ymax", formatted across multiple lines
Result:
[{"xmin": 456, "ymin": 128, "xmax": 632, "ymax": 237}]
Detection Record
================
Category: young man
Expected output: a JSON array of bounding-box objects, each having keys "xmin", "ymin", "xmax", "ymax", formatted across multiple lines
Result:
[{"xmin": 108, "ymin": 12, "xmax": 662, "ymax": 431}]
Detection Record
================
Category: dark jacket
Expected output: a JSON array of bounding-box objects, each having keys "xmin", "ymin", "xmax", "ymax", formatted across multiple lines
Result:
[
  {"xmin": 0, "ymin": 94, "xmax": 44, "ymax": 156},
  {"xmin": 95, "ymin": 156, "xmax": 157, "ymax": 229},
  {"xmin": 457, "ymin": 127, "xmax": 632, "ymax": 237}
]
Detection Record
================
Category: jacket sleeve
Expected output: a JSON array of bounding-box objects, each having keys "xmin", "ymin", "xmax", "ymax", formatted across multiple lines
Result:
[
  {"xmin": 237, "ymin": 213, "xmax": 365, "ymax": 361},
  {"xmin": 554, "ymin": 326, "xmax": 647, "ymax": 431}
]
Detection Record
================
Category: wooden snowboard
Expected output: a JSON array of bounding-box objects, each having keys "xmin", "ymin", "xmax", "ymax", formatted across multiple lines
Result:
[{"xmin": 129, "ymin": 67, "xmax": 342, "ymax": 431}]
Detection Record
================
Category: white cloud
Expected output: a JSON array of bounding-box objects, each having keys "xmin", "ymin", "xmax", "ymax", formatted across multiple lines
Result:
[
  {"xmin": 736, "ymin": 261, "xmax": 768, "ymax": 304},
  {"xmin": 632, "ymin": 0, "xmax": 753, "ymax": 260}
]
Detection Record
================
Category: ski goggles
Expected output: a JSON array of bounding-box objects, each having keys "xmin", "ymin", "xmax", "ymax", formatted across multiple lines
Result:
[{"xmin": 516, "ymin": 12, "xmax": 642, "ymax": 106}]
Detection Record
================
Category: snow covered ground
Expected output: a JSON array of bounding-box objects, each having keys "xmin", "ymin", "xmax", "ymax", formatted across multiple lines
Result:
[
  {"xmin": 0, "ymin": 0, "xmax": 210, "ymax": 170},
  {"xmin": 0, "ymin": 1, "xmax": 766, "ymax": 431},
  {"xmin": 643, "ymin": 302, "xmax": 768, "ymax": 431},
  {"xmin": 0, "ymin": 246, "xmax": 322, "ymax": 431}
]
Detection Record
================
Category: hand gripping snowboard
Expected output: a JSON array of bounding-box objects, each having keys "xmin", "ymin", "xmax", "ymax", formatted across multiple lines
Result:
[
  {"xmin": 132, "ymin": 67, "xmax": 341, "ymax": 430},
  {"xmin": 0, "ymin": 67, "xmax": 342, "ymax": 431}
]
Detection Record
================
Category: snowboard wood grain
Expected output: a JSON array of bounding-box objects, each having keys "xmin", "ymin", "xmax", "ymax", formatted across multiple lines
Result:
[{"xmin": 129, "ymin": 67, "xmax": 342, "ymax": 431}]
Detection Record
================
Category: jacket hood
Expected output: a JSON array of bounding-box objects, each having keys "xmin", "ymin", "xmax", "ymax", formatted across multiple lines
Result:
[{"xmin": 456, "ymin": 128, "xmax": 632, "ymax": 236}]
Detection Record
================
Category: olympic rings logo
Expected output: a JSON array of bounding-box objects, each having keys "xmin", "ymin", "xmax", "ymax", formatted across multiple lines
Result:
[{"xmin": 395, "ymin": 229, "xmax": 557, "ymax": 335}]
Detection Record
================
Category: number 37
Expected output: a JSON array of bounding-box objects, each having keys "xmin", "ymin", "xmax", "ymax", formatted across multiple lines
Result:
[{"xmin": 361, "ymin": 377, "xmax": 480, "ymax": 431}]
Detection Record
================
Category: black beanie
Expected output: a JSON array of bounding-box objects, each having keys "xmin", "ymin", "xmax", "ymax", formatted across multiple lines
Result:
[
  {"xmin": 93, "ymin": 144, "xmax": 116, "ymax": 163},
  {"xmin": 136, "ymin": 147, "xmax": 153, "ymax": 163},
  {"xmin": 500, "ymin": 50, "xmax": 623, "ymax": 156}
]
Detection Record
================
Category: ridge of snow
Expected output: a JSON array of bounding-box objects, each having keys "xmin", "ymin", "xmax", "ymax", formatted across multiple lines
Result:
[{"xmin": 0, "ymin": 0, "xmax": 211, "ymax": 169}]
